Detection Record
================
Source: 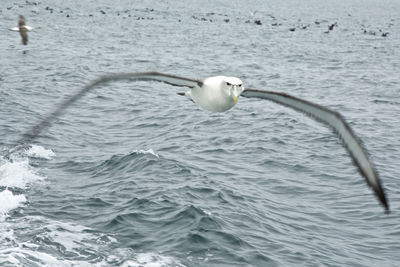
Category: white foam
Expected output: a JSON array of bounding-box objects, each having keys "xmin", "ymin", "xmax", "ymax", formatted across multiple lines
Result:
[
  {"xmin": 109, "ymin": 249, "xmax": 186, "ymax": 267},
  {"xmin": 0, "ymin": 145, "xmax": 183, "ymax": 267},
  {"xmin": 131, "ymin": 149, "xmax": 160, "ymax": 158},
  {"xmin": 201, "ymin": 207, "xmax": 212, "ymax": 216},
  {"xmin": 126, "ymin": 252, "xmax": 186, "ymax": 267},
  {"xmin": 0, "ymin": 189, "xmax": 26, "ymax": 222},
  {"xmin": 25, "ymin": 145, "xmax": 56, "ymax": 160},
  {"xmin": 1, "ymin": 247, "xmax": 74, "ymax": 267},
  {"xmin": 0, "ymin": 146, "xmax": 48, "ymax": 261},
  {"xmin": 0, "ymin": 215, "xmax": 186, "ymax": 266},
  {"xmin": 0, "ymin": 157, "xmax": 45, "ymax": 189},
  {"xmin": 0, "ymin": 189, "xmax": 26, "ymax": 221},
  {"xmin": 0, "ymin": 216, "xmax": 117, "ymax": 266},
  {"xmin": 38, "ymin": 220, "xmax": 116, "ymax": 254}
]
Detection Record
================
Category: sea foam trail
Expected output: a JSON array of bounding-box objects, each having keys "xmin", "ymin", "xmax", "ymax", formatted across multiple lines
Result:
[
  {"xmin": 0, "ymin": 145, "xmax": 50, "ymax": 264},
  {"xmin": 0, "ymin": 145, "xmax": 54, "ymax": 217},
  {"xmin": 0, "ymin": 157, "xmax": 44, "ymax": 189},
  {"xmin": 0, "ymin": 216, "xmax": 186, "ymax": 267},
  {"xmin": 25, "ymin": 144, "xmax": 56, "ymax": 159},
  {"xmin": 119, "ymin": 251, "xmax": 187, "ymax": 267},
  {"xmin": 0, "ymin": 146, "xmax": 185, "ymax": 266},
  {"xmin": 0, "ymin": 189, "xmax": 26, "ymax": 221},
  {"xmin": 0, "ymin": 158, "xmax": 38, "ymax": 223}
]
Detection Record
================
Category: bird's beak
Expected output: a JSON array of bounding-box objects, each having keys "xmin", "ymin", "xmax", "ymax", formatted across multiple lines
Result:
[{"xmin": 233, "ymin": 85, "xmax": 242, "ymax": 103}]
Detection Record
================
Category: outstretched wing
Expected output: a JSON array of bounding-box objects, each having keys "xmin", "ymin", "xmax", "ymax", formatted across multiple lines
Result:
[
  {"xmin": 24, "ymin": 25, "xmax": 34, "ymax": 31},
  {"xmin": 241, "ymin": 88, "xmax": 389, "ymax": 212},
  {"xmin": 9, "ymin": 72, "xmax": 201, "ymax": 154},
  {"xmin": 8, "ymin": 26, "xmax": 34, "ymax": 31}
]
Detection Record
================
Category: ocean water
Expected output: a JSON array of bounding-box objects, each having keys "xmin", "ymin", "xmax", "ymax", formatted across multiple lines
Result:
[{"xmin": 1, "ymin": 0, "xmax": 400, "ymax": 266}]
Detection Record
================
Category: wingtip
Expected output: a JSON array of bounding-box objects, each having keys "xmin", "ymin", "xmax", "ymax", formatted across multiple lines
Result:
[
  {"xmin": 384, "ymin": 207, "xmax": 390, "ymax": 215},
  {"xmin": 375, "ymin": 186, "xmax": 390, "ymax": 214},
  {"xmin": 383, "ymin": 199, "xmax": 390, "ymax": 215},
  {"xmin": 383, "ymin": 199, "xmax": 390, "ymax": 214}
]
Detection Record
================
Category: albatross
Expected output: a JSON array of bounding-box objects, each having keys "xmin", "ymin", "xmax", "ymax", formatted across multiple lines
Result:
[
  {"xmin": 9, "ymin": 72, "xmax": 389, "ymax": 212},
  {"xmin": 8, "ymin": 15, "xmax": 34, "ymax": 45}
]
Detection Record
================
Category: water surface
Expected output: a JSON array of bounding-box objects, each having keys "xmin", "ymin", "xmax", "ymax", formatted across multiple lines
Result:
[{"xmin": 1, "ymin": 0, "xmax": 399, "ymax": 266}]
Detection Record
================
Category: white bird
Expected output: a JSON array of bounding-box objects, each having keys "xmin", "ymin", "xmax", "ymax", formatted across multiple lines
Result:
[
  {"xmin": 179, "ymin": 75, "xmax": 244, "ymax": 112},
  {"xmin": 10, "ymin": 72, "xmax": 389, "ymax": 212}
]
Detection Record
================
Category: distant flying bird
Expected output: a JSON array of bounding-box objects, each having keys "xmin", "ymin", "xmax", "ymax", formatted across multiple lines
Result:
[
  {"xmin": 7, "ymin": 72, "xmax": 389, "ymax": 212},
  {"xmin": 19, "ymin": 15, "xmax": 28, "ymax": 45},
  {"xmin": 8, "ymin": 15, "xmax": 34, "ymax": 45}
]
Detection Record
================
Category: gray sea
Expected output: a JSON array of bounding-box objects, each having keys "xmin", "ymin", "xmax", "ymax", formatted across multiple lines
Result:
[{"xmin": 1, "ymin": 0, "xmax": 399, "ymax": 266}]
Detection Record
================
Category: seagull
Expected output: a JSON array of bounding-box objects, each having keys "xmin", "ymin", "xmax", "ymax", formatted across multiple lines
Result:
[
  {"xmin": 8, "ymin": 15, "xmax": 34, "ymax": 45},
  {"xmin": 8, "ymin": 72, "xmax": 389, "ymax": 212}
]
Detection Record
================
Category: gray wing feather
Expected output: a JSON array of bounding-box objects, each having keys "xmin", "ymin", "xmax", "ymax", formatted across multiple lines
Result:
[
  {"xmin": 241, "ymin": 88, "xmax": 389, "ymax": 212},
  {"xmin": 8, "ymin": 72, "xmax": 201, "ymax": 155}
]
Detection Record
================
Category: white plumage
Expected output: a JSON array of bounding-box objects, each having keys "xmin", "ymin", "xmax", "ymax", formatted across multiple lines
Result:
[
  {"xmin": 8, "ymin": 25, "xmax": 34, "ymax": 32},
  {"xmin": 188, "ymin": 76, "xmax": 244, "ymax": 112}
]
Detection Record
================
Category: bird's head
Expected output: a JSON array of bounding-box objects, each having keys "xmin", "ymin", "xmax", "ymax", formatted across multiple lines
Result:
[
  {"xmin": 19, "ymin": 15, "xmax": 26, "ymax": 26},
  {"xmin": 223, "ymin": 77, "xmax": 244, "ymax": 104}
]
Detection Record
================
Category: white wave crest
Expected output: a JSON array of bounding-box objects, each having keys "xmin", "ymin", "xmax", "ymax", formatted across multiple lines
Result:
[
  {"xmin": 0, "ymin": 189, "xmax": 26, "ymax": 221},
  {"xmin": 0, "ymin": 157, "xmax": 45, "ymax": 189},
  {"xmin": 0, "ymin": 216, "xmax": 117, "ymax": 266},
  {"xmin": 0, "ymin": 215, "xmax": 186, "ymax": 267},
  {"xmin": 131, "ymin": 149, "xmax": 160, "ymax": 158},
  {"xmin": 0, "ymin": 148, "xmax": 47, "ymax": 222},
  {"xmin": 25, "ymin": 145, "xmax": 56, "ymax": 159},
  {"xmin": 108, "ymin": 249, "xmax": 187, "ymax": 267},
  {"xmin": 125, "ymin": 252, "xmax": 187, "ymax": 267}
]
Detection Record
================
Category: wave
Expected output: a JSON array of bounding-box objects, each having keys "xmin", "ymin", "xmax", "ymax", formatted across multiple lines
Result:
[
  {"xmin": 0, "ymin": 214, "xmax": 186, "ymax": 266},
  {"xmin": 131, "ymin": 149, "xmax": 160, "ymax": 158},
  {"xmin": 0, "ymin": 146, "xmax": 191, "ymax": 266},
  {"xmin": 25, "ymin": 144, "xmax": 56, "ymax": 159},
  {"xmin": 0, "ymin": 157, "xmax": 45, "ymax": 189},
  {"xmin": 0, "ymin": 145, "xmax": 54, "ymax": 187},
  {"xmin": 90, "ymin": 148, "xmax": 161, "ymax": 174},
  {"xmin": 0, "ymin": 145, "xmax": 51, "ymax": 222},
  {"xmin": 0, "ymin": 189, "xmax": 26, "ymax": 222},
  {"xmin": 114, "ymin": 250, "xmax": 187, "ymax": 267}
]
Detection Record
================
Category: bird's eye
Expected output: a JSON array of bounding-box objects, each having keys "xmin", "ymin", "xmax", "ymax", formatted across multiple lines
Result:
[
  {"xmin": 226, "ymin": 82, "xmax": 231, "ymax": 86},
  {"xmin": 238, "ymin": 84, "xmax": 242, "ymax": 87}
]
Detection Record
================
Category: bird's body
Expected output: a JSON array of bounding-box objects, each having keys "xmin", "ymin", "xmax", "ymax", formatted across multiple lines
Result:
[
  {"xmin": 19, "ymin": 15, "xmax": 28, "ymax": 45},
  {"xmin": 188, "ymin": 76, "xmax": 243, "ymax": 112},
  {"xmin": 6, "ymin": 72, "xmax": 389, "ymax": 212}
]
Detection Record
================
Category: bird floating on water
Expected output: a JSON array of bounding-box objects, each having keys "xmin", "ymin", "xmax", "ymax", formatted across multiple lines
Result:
[
  {"xmin": 8, "ymin": 72, "xmax": 389, "ymax": 212},
  {"xmin": 8, "ymin": 15, "xmax": 34, "ymax": 45}
]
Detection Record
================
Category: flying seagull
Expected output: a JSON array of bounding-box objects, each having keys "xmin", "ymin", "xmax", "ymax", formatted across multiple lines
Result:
[
  {"xmin": 9, "ymin": 72, "xmax": 389, "ymax": 212},
  {"xmin": 8, "ymin": 15, "xmax": 34, "ymax": 45}
]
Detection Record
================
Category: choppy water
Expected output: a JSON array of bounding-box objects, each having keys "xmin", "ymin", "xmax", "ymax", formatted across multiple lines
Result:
[{"xmin": 1, "ymin": 0, "xmax": 400, "ymax": 266}]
